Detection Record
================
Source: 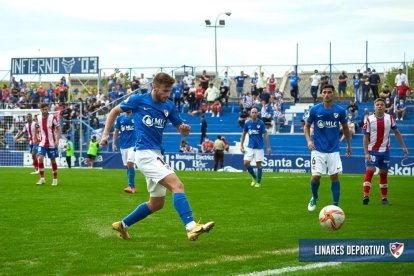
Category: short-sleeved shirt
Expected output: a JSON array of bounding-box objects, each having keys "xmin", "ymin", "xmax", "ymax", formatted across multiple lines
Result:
[
  {"xmin": 114, "ymin": 114, "xmax": 136, "ymax": 149},
  {"xmin": 243, "ymin": 119, "xmax": 267, "ymax": 149},
  {"xmin": 306, "ymin": 103, "xmax": 347, "ymax": 153}
]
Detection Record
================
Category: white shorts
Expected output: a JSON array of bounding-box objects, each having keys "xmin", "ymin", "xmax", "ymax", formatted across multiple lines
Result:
[
  {"xmin": 120, "ymin": 147, "xmax": 135, "ymax": 166},
  {"xmin": 311, "ymin": 150, "xmax": 343, "ymax": 176},
  {"xmin": 134, "ymin": 149, "xmax": 174, "ymax": 197},
  {"xmin": 243, "ymin": 148, "xmax": 265, "ymax": 163}
]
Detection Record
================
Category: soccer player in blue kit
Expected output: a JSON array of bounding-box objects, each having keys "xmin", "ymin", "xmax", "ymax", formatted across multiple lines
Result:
[
  {"xmin": 101, "ymin": 72, "xmax": 214, "ymax": 241},
  {"xmin": 112, "ymin": 110, "xmax": 138, "ymax": 193},
  {"xmin": 304, "ymin": 85, "xmax": 352, "ymax": 211},
  {"xmin": 240, "ymin": 107, "xmax": 272, "ymax": 187}
]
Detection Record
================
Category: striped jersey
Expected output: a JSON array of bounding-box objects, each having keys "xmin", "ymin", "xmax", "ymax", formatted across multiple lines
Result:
[
  {"xmin": 37, "ymin": 114, "xmax": 60, "ymax": 148},
  {"xmin": 363, "ymin": 113, "xmax": 396, "ymax": 153},
  {"xmin": 22, "ymin": 121, "xmax": 38, "ymax": 145}
]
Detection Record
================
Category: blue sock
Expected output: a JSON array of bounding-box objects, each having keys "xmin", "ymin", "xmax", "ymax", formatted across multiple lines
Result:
[
  {"xmin": 247, "ymin": 166, "xmax": 257, "ymax": 180},
  {"xmin": 127, "ymin": 167, "xmax": 135, "ymax": 188},
  {"xmin": 257, "ymin": 168, "xmax": 263, "ymax": 183},
  {"xmin": 311, "ymin": 180, "xmax": 320, "ymax": 200},
  {"xmin": 331, "ymin": 181, "xmax": 340, "ymax": 205},
  {"xmin": 173, "ymin": 192, "xmax": 194, "ymax": 225},
  {"xmin": 123, "ymin": 202, "xmax": 152, "ymax": 227}
]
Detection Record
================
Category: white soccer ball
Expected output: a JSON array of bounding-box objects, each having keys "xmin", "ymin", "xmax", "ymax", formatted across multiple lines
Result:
[{"xmin": 319, "ymin": 205, "xmax": 345, "ymax": 231}]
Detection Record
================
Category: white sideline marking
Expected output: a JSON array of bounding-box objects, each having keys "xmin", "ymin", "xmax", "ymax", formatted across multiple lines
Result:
[{"xmin": 238, "ymin": 262, "xmax": 341, "ymax": 276}]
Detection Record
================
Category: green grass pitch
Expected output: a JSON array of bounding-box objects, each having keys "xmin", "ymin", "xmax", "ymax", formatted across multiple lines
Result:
[{"xmin": 1, "ymin": 168, "xmax": 413, "ymax": 275}]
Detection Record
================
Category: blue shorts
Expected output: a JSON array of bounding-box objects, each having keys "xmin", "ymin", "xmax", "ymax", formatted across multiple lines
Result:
[
  {"xmin": 30, "ymin": 144, "xmax": 39, "ymax": 154},
  {"xmin": 37, "ymin": 146, "xmax": 58, "ymax": 160},
  {"xmin": 366, "ymin": 151, "xmax": 390, "ymax": 170}
]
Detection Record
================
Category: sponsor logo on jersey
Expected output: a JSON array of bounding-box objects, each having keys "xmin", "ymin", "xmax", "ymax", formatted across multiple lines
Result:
[{"xmin": 142, "ymin": 115, "xmax": 166, "ymax": 128}]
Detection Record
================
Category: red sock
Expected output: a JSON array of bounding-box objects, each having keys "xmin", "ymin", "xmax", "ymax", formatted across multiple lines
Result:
[
  {"xmin": 33, "ymin": 158, "xmax": 38, "ymax": 170},
  {"xmin": 38, "ymin": 162, "xmax": 45, "ymax": 178},
  {"xmin": 363, "ymin": 169, "xmax": 374, "ymax": 196},
  {"xmin": 52, "ymin": 162, "xmax": 58, "ymax": 179},
  {"xmin": 379, "ymin": 172, "xmax": 388, "ymax": 199}
]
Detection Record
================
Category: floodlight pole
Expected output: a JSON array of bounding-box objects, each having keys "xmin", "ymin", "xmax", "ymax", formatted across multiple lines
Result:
[{"xmin": 205, "ymin": 12, "xmax": 231, "ymax": 78}]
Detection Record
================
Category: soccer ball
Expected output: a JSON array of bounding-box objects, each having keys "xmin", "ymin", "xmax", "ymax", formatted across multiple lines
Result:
[{"xmin": 319, "ymin": 205, "xmax": 345, "ymax": 231}]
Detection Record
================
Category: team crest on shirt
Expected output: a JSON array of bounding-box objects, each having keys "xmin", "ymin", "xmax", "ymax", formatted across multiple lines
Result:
[
  {"xmin": 257, "ymin": 125, "xmax": 261, "ymax": 129},
  {"xmin": 334, "ymin": 113, "xmax": 339, "ymax": 118},
  {"xmin": 164, "ymin": 109, "xmax": 169, "ymax": 117}
]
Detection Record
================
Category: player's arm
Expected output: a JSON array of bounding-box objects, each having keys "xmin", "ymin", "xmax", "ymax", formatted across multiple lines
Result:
[
  {"xmin": 341, "ymin": 122, "xmax": 352, "ymax": 157},
  {"xmin": 101, "ymin": 105, "xmax": 123, "ymax": 147},
  {"xmin": 393, "ymin": 128, "xmax": 408, "ymax": 157},
  {"xmin": 304, "ymin": 122, "xmax": 314, "ymax": 151},
  {"xmin": 264, "ymin": 132, "xmax": 272, "ymax": 154},
  {"xmin": 112, "ymin": 128, "xmax": 119, "ymax": 152},
  {"xmin": 240, "ymin": 131, "xmax": 247, "ymax": 152},
  {"xmin": 363, "ymin": 133, "xmax": 371, "ymax": 162},
  {"xmin": 14, "ymin": 128, "xmax": 26, "ymax": 141}
]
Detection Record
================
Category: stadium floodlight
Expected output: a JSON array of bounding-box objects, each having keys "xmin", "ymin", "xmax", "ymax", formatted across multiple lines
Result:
[{"xmin": 204, "ymin": 12, "xmax": 232, "ymax": 78}]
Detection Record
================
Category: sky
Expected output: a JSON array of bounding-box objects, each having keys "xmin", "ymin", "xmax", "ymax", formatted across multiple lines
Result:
[{"xmin": 1, "ymin": 0, "xmax": 413, "ymax": 78}]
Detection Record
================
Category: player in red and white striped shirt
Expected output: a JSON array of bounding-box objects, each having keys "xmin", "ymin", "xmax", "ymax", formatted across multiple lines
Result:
[
  {"xmin": 14, "ymin": 113, "xmax": 40, "ymax": 174},
  {"xmin": 35, "ymin": 103, "xmax": 61, "ymax": 186},
  {"xmin": 362, "ymin": 98, "xmax": 408, "ymax": 205}
]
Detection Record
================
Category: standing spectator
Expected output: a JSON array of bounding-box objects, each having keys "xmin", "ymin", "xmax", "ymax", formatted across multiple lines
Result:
[
  {"xmin": 86, "ymin": 135, "xmax": 99, "ymax": 168},
  {"xmin": 172, "ymin": 80, "xmax": 183, "ymax": 112},
  {"xmin": 337, "ymin": 71, "xmax": 348, "ymax": 99},
  {"xmin": 320, "ymin": 71, "xmax": 329, "ymax": 93},
  {"xmin": 380, "ymin": 85, "xmax": 392, "ymax": 101},
  {"xmin": 310, "ymin": 70, "xmax": 321, "ymax": 104},
  {"xmin": 361, "ymin": 71, "xmax": 371, "ymax": 103},
  {"xmin": 346, "ymin": 100, "xmax": 359, "ymax": 120},
  {"xmin": 288, "ymin": 71, "xmax": 300, "ymax": 103},
  {"xmin": 240, "ymin": 107, "xmax": 272, "ymax": 187},
  {"xmin": 353, "ymin": 74, "xmax": 362, "ymax": 103},
  {"xmin": 35, "ymin": 104, "xmax": 61, "ymax": 186},
  {"xmin": 369, "ymin": 69, "xmax": 381, "ymax": 100},
  {"xmin": 213, "ymin": 135, "xmax": 225, "ymax": 171},
  {"xmin": 64, "ymin": 135, "xmax": 74, "ymax": 168},
  {"xmin": 183, "ymin": 71, "xmax": 195, "ymax": 88},
  {"xmin": 140, "ymin": 73, "xmax": 149, "ymax": 94},
  {"xmin": 250, "ymin": 72, "xmax": 259, "ymax": 97},
  {"xmin": 267, "ymin": 73, "xmax": 277, "ymax": 94},
  {"xmin": 396, "ymin": 81, "xmax": 411, "ymax": 102},
  {"xmin": 2, "ymin": 84, "xmax": 10, "ymax": 109},
  {"xmin": 195, "ymin": 83, "xmax": 205, "ymax": 111},
  {"xmin": 131, "ymin": 76, "xmax": 140, "ymax": 92},
  {"xmin": 201, "ymin": 136, "xmax": 214, "ymax": 153},
  {"xmin": 362, "ymin": 98, "xmax": 408, "ymax": 205},
  {"xmin": 394, "ymin": 68, "xmax": 407, "ymax": 88},
  {"xmin": 221, "ymin": 71, "xmax": 230, "ymax": 97},
  {"xmin": 200, "ymin": 114, "xmax": 207, "ymax": 145},
  {"xmin": 188, "ymin": 82, "xmax": 196, "ymax": 112},
  {"xmin": 199, "ymin": 70, "xmax": 210, "ymax": 90},
  {"xmin": 219, "ymin": 81, "xmax": 229, "ymax": 107},
  {"xmin": 234, "ymin": 71, "xmax": 249, "ymax": 97},
  {"xmin": 257, "ymin": 72, "xmax": 267, "ymax": 95},
  {"xmin": 272, "ymin": 104, "xmax": 284, "ymax": 134},
  {"xmin": 304, "ymin": 85, "xmax": 351, "ymax": 211},
  {"xmin": 112, "ymin": 110, "xmax": 138, "ymax": 193},
  {"xmin": 205, "ymin": 82, "xmax": 220, "ymax": 113}
]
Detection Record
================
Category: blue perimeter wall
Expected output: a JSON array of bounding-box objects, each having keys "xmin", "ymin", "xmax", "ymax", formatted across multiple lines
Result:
[{"xmin": 2, "ymin": 151, "xmax": 414, "ymax": 176}]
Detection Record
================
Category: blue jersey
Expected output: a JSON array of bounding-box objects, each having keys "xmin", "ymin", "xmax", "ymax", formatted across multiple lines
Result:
[
  {"xmin": 243, "ymin": 119, "xmax": 267, "ymax": 149},
  {"xmin": 307, "ymin": 103, "xmax": 347, "ymax": 153},
  {"xmin": 114, "ymin": 114, "xmax": 136, "ymax": 149},
  {"xmin": 120, "ymin": 93, "xmax": 183, "ymax": 151},
  {"xmin": 289, "ymin": 75, "xmax": 300, "ymax": 88}
]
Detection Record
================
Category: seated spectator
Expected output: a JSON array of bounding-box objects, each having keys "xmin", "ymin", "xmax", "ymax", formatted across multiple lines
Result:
[
  {"xmin": 179, "ymin": 140, "xmax": 195, "ymax": 153},
  {"xmin": 260, "ymin": 100, "xmax": 273, "ymax": 125},
  {"xmin": 340, "ymin": 115, "xmax": 356, "ymax": 142},
  {"xmin": 359, "ymin": 108, "xmax": 371, "ymax": 128},
  {"xmin": 238, "ymin": 107, "xmax": 249, "ymax": 128},
  {"xmin": 395, "ymin": 99, "xmax": 407, "ymax": 120},
  {"xmin": 273, "ymin": 105, "xmax": 285, "ymax": 134},
  {"xmin": 240, "ymin": 92, "xmax": 253, "ymax": 111},
  {"xmin": 189, "ymin": 100, "xmax": 208, "ymax": 116},
  {"xmin": 201, "ymin": 136, "xmax": 214, "ymax": 153},
  {"xmin": 396, "ymin": 81, "xmax": 411, "ymax": 101},
  {"xmin": 210, "ymin": 99, "xmax": 222, "ymax": 117},
  {"xmin": 380, "ymin": 84, "xmax": 392, "ymax": 101},
  {"xmin": 346, "ymin": 100, "xmax": 359, "ymax": 120},
  {"xmin": 384, "ymin": 97, "xmax": 394, "ymax": 115}
]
